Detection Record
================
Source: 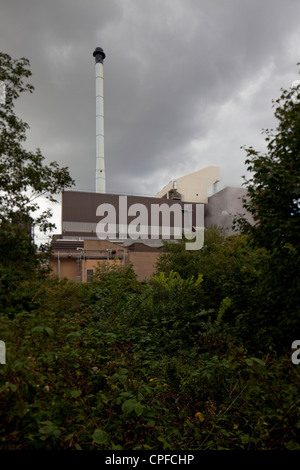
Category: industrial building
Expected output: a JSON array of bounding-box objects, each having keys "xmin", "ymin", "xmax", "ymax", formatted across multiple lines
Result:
[
  {"xmin": 49, "ymin": 171, "xmax": 252, "ymax": 281},
  {"xmin": 49, "ymin": 47, "xmax": 253, "ymax": 282}
]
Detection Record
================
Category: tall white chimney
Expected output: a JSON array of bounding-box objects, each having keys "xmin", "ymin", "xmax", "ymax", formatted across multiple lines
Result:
[{"xmin": 93, "ymin": 47, "xmax": 106, "ymax": 193}]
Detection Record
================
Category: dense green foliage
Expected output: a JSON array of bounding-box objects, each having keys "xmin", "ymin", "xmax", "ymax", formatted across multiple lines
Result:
[
  {"xmin": 235, "ymin": 82, "xmax": 300, "ymax": 254},
  {"xmin": 0, "ymin": 52, "xmax": 74, "ymax": 280},
  {"xmin": 1, "ymin": 262, "xmax": 300, "ymax": 450},
  {"xmin": 234, "ymin": 74, "xmax": 300, "ymax": 350},
  {"xmin": 157, "ymin": 229, "xmax": 288, "ymax": 352},
  {"xmin": 0, "ymin": 51, "xmax": 74, "ymax": 326},
  {"xmin": 0, "ymin": 52, "xmax": 74, "ymax": 232},
  {"xmin": 1, "ymin": 56, "xmax": 300, "ymax": 451}
]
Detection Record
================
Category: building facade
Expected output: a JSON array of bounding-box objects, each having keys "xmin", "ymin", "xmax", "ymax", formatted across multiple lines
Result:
[
  {"xmin": 50, "ymin": 167, "xmax": 252, "ymax": 282},
  {"xmin": 204, "ymin": 187, "xmax": 254, "ymax": 235}
]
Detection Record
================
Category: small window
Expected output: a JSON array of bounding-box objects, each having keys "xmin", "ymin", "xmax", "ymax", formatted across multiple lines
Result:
[{"xmin": 86, "ymin": 269, "xmax": 94, "ymax": 282}]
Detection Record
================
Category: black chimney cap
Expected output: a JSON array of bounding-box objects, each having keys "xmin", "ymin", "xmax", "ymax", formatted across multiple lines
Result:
[{"xmin": 93, "ymin": 47, "xmax": 106, "ymax": 64}]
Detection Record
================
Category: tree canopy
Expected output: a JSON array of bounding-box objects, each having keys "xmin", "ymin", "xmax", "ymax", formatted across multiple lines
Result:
[
  {"xmin": 235, "ymin": 72, "xmax": 300, "ymax": 256},
  {"xmin": 232, "ymin": 68, "xmax": 300, "ymax": 347},
  {"xmin": 0, "ymin": 52, "xmax": 74, "ymax": 233}
]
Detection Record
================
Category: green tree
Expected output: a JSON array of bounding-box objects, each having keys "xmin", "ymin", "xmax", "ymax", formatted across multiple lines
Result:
[
  {"xmin": 0, "ymin": 52, "xmax": 74, "ymax": 233},
  {"xmin": 156, "ymin": 227, "xmax": 266, "ymax": 326},
  {"xmin": 0, "ymin": 52, "xmax": 74, "ymax": 310},
  {"xmin": 156, "ymin": 226, "xmax": 228, "ymax": 280},
  {"xmin": 235, "ymin": 67, "xmax": 300, "ymax": 349},
  {"xmin": 235, "ymin": 76, "xmax": 300, "ymax": 254}
]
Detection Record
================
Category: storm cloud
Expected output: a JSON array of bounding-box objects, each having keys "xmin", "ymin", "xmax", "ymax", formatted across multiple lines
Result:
[{"xmin": 1, "ymin": 0, "xmax": 300, "ymax": 239}]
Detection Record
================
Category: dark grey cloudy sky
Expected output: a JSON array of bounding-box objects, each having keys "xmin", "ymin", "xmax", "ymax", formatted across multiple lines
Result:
[{"xmin": 1, "ymin": 0, "xmax": 300, "ymax": 238}]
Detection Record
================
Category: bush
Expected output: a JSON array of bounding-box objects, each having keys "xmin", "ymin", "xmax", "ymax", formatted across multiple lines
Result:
[{"xmin": 1, "ymin": 271, "xmax": 300, "ymax": 450}]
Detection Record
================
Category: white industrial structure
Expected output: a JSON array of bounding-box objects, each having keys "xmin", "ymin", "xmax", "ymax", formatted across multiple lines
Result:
[
  {"xmin": 93, "ymin": 47, "xmax": 106, "ymax": 194},
  {"xmin": 155, "ymin": 166, "xmax": 220, "ymax": 203}
]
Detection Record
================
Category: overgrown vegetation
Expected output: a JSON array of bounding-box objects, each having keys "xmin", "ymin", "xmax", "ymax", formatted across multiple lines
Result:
[
  {"xmin": 1, "ymin": 55, "xmax": 300, "ymax": 450},
  {"xmin": 1, "ymin": 257, "xmax": 300, "ymax": 450}
]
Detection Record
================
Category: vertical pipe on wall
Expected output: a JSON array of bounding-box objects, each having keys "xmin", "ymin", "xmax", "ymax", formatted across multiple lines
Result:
[{"xmin": 57, "ymin": 251, "xmax": 60, "ymax": 281}]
